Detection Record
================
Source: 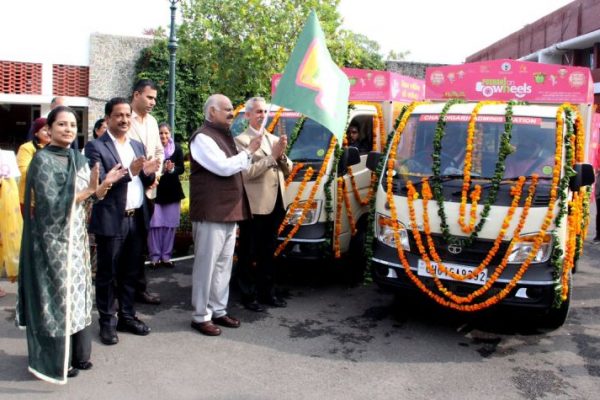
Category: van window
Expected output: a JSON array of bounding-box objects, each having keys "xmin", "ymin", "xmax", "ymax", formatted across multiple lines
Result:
[
  {"xmin": 346, "ymin": 115, "xmax": 373, "ymax": 154},
  {"xmin": 395, "ymin": 114, "xmax": 556, "ymax": 179},
  {"xmin": 231, "ymin": 111, "xmax": 333, "ymax": 162}
]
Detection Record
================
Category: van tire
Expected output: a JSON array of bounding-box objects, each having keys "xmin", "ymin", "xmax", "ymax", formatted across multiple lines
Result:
[{"xmin": 538, "ymin": 272, "xmax": 572, "ymax": 331}]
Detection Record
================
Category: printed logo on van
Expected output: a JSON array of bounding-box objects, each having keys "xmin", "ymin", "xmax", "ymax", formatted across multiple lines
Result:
[{"xmin": 475, "ymin": 78, "xmax": 532, "ymax": 98}]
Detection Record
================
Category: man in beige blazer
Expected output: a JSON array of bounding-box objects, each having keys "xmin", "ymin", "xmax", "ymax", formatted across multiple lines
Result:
[{"xmin": 235, "ymin": 97, "xmax": 293, "ymax": 312}]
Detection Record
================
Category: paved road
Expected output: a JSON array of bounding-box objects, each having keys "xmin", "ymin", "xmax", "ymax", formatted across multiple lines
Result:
[{"xmin": 1, "ymin": 240, "xmax": 600, "ymax": 399}]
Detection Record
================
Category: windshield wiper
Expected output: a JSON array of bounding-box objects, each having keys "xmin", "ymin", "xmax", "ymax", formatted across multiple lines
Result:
[{"xmin": 291, "ymin": 158, "xmax": 323, "ymax": 162}]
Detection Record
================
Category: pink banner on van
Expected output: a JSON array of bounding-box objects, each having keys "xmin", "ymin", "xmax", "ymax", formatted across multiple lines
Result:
[
  {"xmin": 426, "ymin": 59, "xmax": 593, "ymax": 104},
  {"xmin": 272, "ymin": 68, "xmax": 425, "ymax": 103},
  {"xmin": 418, "ymin": 114, "xmax": 542, "ymax": 125}
]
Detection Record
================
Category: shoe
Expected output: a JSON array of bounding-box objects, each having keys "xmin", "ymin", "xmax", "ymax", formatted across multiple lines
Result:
[
  {"xmin": 67, "ymin": 367, "xmax": 79, "ymax": 378},
  {"xmin": 149, "ymin": 261, "xmax": 160, "ymax": 269},
  {"xmin": 243, "ymin": 300, "xmax": 265, "ymax": 312},
  {"xmin": 190, "ymin": 321, "xmax": 221, "ymax": 336},
  {"xmin": 212, "ymin": 315, "xmax": 241, "ymax": 328},
  {"xmin": 99, "ymin": 325, "xmax": 119, "ymax": 345},
  {"xmin": 72, "ymin": 361, "xmax": 93, "ymax": 370},
  {"xmin": 260, "ymin": 296, "xmax": 287, "ymax": 308},
  {"xmin": 161, "ymin": 260, "xmax": 175, "ymax": 268},
  {"xmin": 136, "ymin": 291, "xmax": 161, "ymax": 305},
  {"xmin": 117, "ymin": 317, "xmax": 151, "ymax": 336}
]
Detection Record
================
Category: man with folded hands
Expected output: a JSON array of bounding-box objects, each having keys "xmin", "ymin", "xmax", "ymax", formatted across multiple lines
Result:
[{"xmin": 188, "ymin": 94, "xmax": 262, "ymax": 336}]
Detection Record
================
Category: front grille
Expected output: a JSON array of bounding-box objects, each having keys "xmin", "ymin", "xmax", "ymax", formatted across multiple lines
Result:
[{"xmin": 412, "ymin": 233, "xmax": 510, "ymax": 265}]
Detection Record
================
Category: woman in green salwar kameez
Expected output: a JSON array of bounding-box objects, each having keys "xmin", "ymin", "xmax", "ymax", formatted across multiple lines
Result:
[{"xmin": 16, "ymin": 106, "xmax": 126, "ymax": 384}]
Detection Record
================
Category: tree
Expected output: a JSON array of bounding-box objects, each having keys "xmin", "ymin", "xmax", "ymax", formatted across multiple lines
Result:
[{"xmin": 134, "ymin": 0, "xmax": 387, "ymax": 140}]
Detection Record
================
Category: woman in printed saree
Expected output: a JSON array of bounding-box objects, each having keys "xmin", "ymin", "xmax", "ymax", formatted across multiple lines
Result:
[{"xmin": 17, "ymin": 106, "xmax": 126, "ymax": 384}]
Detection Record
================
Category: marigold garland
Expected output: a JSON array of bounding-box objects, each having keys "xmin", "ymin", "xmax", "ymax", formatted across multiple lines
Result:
[
  {"xmin": 285, "ymin": 163, "xmax": 305, "ymax": 188},
  {"xmin": 458, "ymin": 101, "xmax": 503, "ymax": 234},
  {"xmin": 278, "ymin": 167, "xmax": 314, "ymax": 235},
  {"xmin": 383, "ymin": 99, "xmax": 567, "ymax": 311},
  {"xmin": 342, "ymin": 179, "xmax": 357, "ymax": 235},
  {"xmin": 275, "ymin": 138, "xmax": 337, "ymax": 257},
  {"xmin": 266, "ymin": 107, "xmax": 284, "ymax": 134},
  {"xmin": 334, "ymin": 177, "xmax": 345, "ymax": 258},
  {"xmin": 409, "ymin": 176, "xmax": 538, "ymax": 305},
  {"xmin": 232, "ymin": 103, "xmax": 245, "ymax": 118}
]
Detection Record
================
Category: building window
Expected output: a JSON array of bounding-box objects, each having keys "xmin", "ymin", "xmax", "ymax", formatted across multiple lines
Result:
[
  {"xmin": 0, "ymin": 61, "xmax": 42, "ymax": 95},
  {"xmin": 52, "ymin": 64, "xmax": 89, "ymax": 97}
]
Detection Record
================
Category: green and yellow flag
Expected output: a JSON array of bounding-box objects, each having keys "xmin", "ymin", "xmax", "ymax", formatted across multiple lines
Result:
[{"xmin": 272, "ymin": 10, "xmax": 350, "ymax": 142}]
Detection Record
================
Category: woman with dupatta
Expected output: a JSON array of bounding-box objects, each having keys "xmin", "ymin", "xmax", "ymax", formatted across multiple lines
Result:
[{"xmin": 17, "ymin": 106, "xmax": 126, "ymax": 384}]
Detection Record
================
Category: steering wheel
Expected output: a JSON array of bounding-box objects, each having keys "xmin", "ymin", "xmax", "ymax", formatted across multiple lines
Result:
[{"xmin": 399, "ymin": 151, "xmax": 458, "ymax": 173}]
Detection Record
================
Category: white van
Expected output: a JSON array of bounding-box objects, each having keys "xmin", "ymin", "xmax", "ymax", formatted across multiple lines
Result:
[{"xmin": 367, "ymin": 60, "xmax": 596, "ymax": 328}]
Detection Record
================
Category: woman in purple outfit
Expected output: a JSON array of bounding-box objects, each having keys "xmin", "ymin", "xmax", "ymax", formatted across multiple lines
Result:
[{"xmin": 148, "ymin": 123, "xmax": 185, "ymax": 268}]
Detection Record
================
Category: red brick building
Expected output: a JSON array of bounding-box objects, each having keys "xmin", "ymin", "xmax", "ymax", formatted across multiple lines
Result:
[{"xmin": 466, "ymin": 0, "xmax": 600, "ymax": 103}]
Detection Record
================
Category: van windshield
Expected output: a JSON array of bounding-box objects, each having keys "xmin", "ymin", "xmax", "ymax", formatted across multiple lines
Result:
[
  {"xmin": 395, "ymin": 114, "xmax": 557, "ymax": 179},
  {"xmin": 232, "ymin": 112, "xmax": 333, "ymax": 162}
]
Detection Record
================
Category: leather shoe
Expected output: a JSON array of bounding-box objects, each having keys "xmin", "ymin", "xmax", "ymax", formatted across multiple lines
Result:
[
  {"xmin": 260, "ymin": 296, "xmax": 287, "ymax": 308},
  {"xmin": 117, "ymin": 317, "xmax": 151, "ymax": 336},
  {"xmin": 136, "ymin": 291, "xmax": 161, "ymax": 305},
  {"xmin": 99, "ymin": 325, "xmax": 119, "ymax": 345},
  {"xmin": 243, "ymin": 300, "xmax": 265, "ymax": 312},
  {"xmin": 67, "ymin": 367, "xmax": 79, "ymax": 378},
  {"xmin": 72, "ymin": 361, "xmax": 93, "ymax": 370},
  {"xmin": 191, "ymin": 321, "xmax": 221, "ymax": 336},
  {"xmin": 212, "ymin": 315, "xmax": 241, "ymax": 328}
]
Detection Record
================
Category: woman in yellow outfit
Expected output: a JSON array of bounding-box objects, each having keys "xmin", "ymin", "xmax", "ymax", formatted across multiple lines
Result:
[
  {"xmin": 16, "ymin": 117, "xmax": 51, "ymax": 208},
  {"xmin": 0, "ymin": 148, "xmax": 22, "ymax": 297}
]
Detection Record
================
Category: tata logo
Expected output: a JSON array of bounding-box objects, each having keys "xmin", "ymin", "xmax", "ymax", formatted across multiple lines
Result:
[{"xmin": 447, "ymin": 242, "xmax": 463, "ymax": 255}]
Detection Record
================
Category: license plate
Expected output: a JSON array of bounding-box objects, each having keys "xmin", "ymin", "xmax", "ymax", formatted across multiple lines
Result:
[{"xmin": 417, "ymin": 259, "xmax": 487, "ymax": 285}]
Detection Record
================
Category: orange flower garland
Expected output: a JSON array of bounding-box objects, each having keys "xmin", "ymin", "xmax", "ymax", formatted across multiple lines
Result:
[
  {"xmin": 333, "ymin": 177, "xmax": 345, "ymax": 258},
  {"xmin": 409, "ymin": 176, "xmax": 538, "ymax": 304},
  {"xmin": 278, "ymin": 167, "xmax": 314, "ymax": 235},
  {"xmin": 342, "ymin": 179, "xmax": 357, "ymax": 236},
  {"xmin": 285, "ymin": 163, "xmax": 305, "ymax": 188},
  {"xmin": 275, "ymin": 138, "xmax": 338, "ymax": 257},
  {"xmin": 458, "ymin": 101, "xmax": 502, "ymax": 234},
  {"xmin": 232, "ymin": 103, "xmax": 245, "ymax": 118},
  {"xmin": 347, "ymin": 167, "xmax": 378, "ymax": 206},
  {"xmin": 383, "ymin": 100, "xmax": 565, "ymax": 311},
  {"xmin": 267, "ymin": 107, "xmax": 284, "ymax": 134}
]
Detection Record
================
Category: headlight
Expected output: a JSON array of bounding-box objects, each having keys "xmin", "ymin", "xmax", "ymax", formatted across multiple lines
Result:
[
  {"xmin": 285, "ymin": 200, "xmax": 321, "ymax": 225},
  {"xmin": 507, "ymin": 233, "xmax": 552, "ymax": 264},
  {"xmin": 376, "ymin": 214, "xmax": 410, "ymax": 250}
]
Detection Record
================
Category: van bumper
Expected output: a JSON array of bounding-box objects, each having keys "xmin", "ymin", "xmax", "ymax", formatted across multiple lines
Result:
[
  {"xmin": 276, "ymin": 222, "xmax": 329, "ymax": 260},
  {"xmin": 370, "ymin": 241, "xmax": 558, "ymax": 309}
]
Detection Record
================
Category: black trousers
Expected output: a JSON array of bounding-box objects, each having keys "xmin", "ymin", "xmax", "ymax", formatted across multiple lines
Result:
[
  {"xmin": 70, "ymin": 325, "xmax": 92, "ymax": 366},
  {"xmin": 237, "ymin": 196, "xmax": 285, "ymax": 302},
  {"xmin": 95, "ymin": 210, "xmax": 144, "ymax": 327},
  {"xmin": 136, "ymin": 198, "xmax": 154, "ymax": 294}
]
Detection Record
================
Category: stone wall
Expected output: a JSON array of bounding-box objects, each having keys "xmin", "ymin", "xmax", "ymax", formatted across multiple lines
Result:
[
  {"xmin": 87, "ymin": 33, "xmax": 153, "ymax": 139},
  {"xmin": 386, "ymin": 60, "xmax": 446, "ymax": 79}
]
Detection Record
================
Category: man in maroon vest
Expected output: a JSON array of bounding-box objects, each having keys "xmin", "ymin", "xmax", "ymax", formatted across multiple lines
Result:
[{"xmin": 188, "ymin": 94, "xmax": 262, "ymax": 336}]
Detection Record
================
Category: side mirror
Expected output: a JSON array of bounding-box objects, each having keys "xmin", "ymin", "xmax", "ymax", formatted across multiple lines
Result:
[
  {"xmin": 337, "ymin": 146, "xmax": 361, "ymax": 175},
  {"xmin": 366, "ymin": 151, "xmax": 382, "ymax": 171},
  {"xmin": 569, "ymin": 163, "xmax": 595, "ymax": 192}
]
